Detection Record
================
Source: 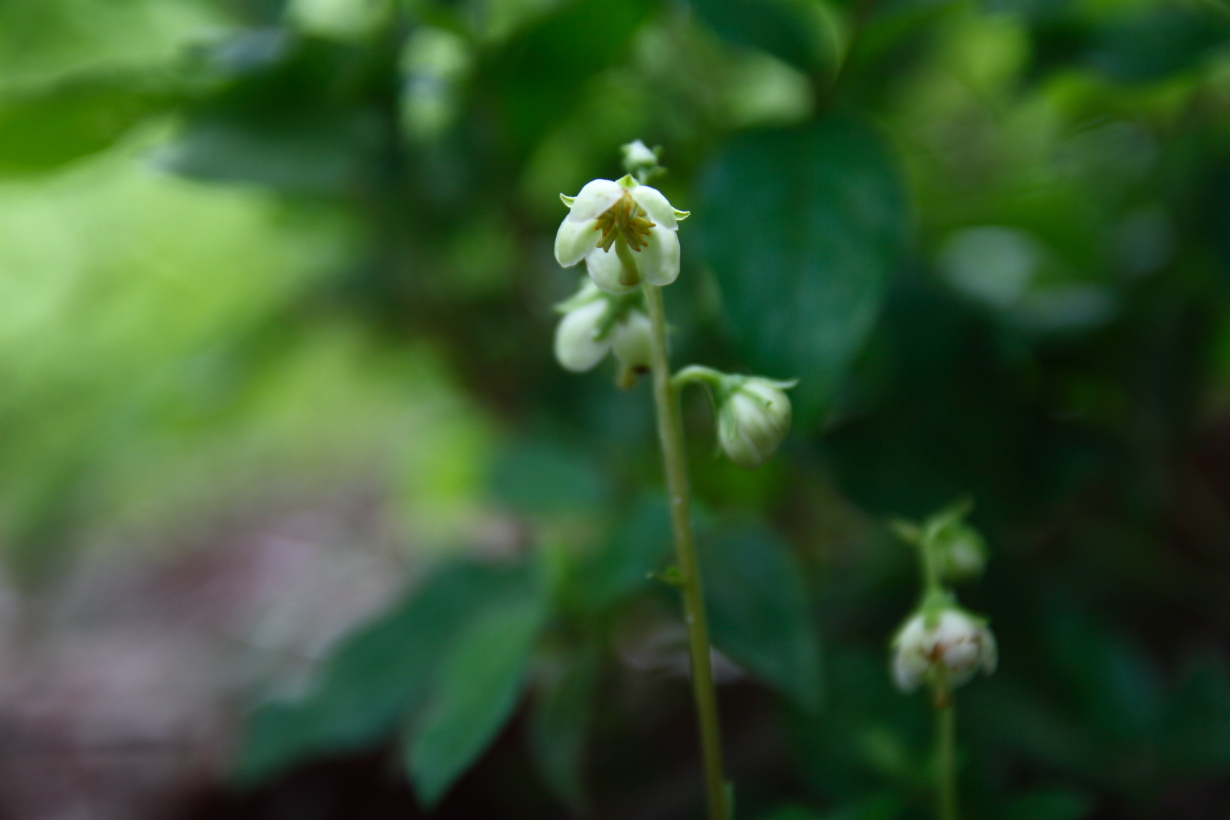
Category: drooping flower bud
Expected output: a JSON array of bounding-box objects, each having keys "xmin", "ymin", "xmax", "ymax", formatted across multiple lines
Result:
[
  {"xmin": 890, "ymin": 607, "xmax": 997, "ymax": 693},
  {"xmin": 934, "ymin": 521, "xmax": 987, "ymax": 581},
  {"xmin": 555, "ymin": 175, "xmax": 686, "ymax": 294},
  {"xmin": 716, "ymin": 376, "xmax": 796, "ymax": 469}
]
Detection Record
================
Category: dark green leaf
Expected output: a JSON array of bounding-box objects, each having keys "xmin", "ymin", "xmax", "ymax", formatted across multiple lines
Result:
[
  {"xmin": 481, "ymin": 0, "xmax": 654, "ymax": 154},
  {"xmin": 690, "ymin": 0, "xmax": 830, "ymax": 75},
  {"xmin": 235, "ymin": 559, "xmax": 539, "ymax": 784},
  {"xmin": 999, "ymin": 789, "xmax": 1094, "ymax": 820},
  {"xmin": 404, "ymin": 581, "xmax": 549, "ymax": 806},
  {"xmin": 0, "ymin": 70, "xmax": 177, "ymax": 175},
  {"xmin": 489, "ymin": 440, "xmax": 612, "ymax": 517},
  {"xmin": 1161, "ymin": 653, "xmax": 1230, "ymax": 774},
  {"xmin": 702, "ymin": 524, "xmax": 822, "ymax": 710},
  {"xmin": 528, "ymin": 641, "xmax": 602, "ymax": 812},
  {"xmin": 158, "ymin": 34, "xmax": 388, "ymax": 194},
  {"xmin": 576, "ymin": 496, "xmax": 672, "ymax": 611},
  {"xmin": 696, "ymin": 117, "xmax": 909, "ymax": 426}
]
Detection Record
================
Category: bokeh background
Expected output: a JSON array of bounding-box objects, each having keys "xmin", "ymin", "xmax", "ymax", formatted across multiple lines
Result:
[{"xmin": 2, "ymin": 0, "xmax": 1230, "ymax": 818}]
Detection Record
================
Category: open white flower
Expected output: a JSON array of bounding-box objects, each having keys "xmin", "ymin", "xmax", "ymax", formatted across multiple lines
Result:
[
  {"xmin": 891, "ymin": 608, "xmax": 997, "ymax": 693},
  {"xmin": 554, "ymin": 281, "xmax": 653, "ymax": 375},
  {"xmin": 555, "ymin": 177, "xmax": 685, "ymax": 294}
]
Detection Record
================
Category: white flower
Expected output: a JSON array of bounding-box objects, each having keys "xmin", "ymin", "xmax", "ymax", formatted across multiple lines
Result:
[
  {"xmin": 553, "ymin": 281, "xmax": 653, "ymax": 374},
  {"xmin": 891, "ymin": 608, "xmax": 997, "ymax": 693},
  {"xmin": 555, "ymin": 177, "xmax": 685, "ymax": 294},
  {"xmin": 717, "ymin": 377, "xmax": 795, "ymax": 469}
]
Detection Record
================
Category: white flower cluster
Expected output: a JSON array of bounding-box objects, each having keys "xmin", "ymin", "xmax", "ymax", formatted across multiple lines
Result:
[{"xmin": 550, "ymin": 145, "xmax": 797, "ymax": 470}]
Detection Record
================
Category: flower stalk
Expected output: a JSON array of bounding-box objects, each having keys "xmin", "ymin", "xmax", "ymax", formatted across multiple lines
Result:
[
  {"xmin": 889, "ymin": 502, "xmax": 997, "ymax": 820},
  {"xmin": 552, "ymin": 142, "xmax": 798, "ymax": 820},
  {"xmin": 643, "ymin": 282, "xmax": 730, "ymax": 820}
]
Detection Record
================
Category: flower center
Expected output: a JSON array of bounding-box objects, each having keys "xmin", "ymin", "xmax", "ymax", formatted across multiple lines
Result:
[{"xmin": 593, "ymin": 191, "xmax": 655, "ymax": 253}]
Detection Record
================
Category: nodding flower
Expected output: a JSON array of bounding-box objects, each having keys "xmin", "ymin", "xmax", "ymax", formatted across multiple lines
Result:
[
  {"xmin": 553, "ymin": 280, "xmax": 653, "ymax": 378},
  {"xmin": 555, "ymin": 176, "xmax": 687, "ymax": 294},
  {"xmin": 891, "ymin": 607, "xmax": 997, "ymax": 693}
]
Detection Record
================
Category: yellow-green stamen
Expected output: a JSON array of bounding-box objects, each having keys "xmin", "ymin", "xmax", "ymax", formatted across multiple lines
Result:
[{"xmin": 593, "ymin": 191, "xmax": 656, "ymax": 252}]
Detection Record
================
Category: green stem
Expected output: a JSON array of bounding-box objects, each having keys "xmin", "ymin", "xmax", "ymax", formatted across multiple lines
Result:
[
  {"xmin": 643, "ymin": 282, "xmax": 730, "ymax": 820},
  {"xmin": 933, "ymin": 673, "xmax": 958, "ymax": 820}
]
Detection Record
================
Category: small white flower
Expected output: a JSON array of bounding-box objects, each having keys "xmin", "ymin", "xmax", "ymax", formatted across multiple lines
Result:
[
  {"xmin": 891, "ymin": 608, "xmax": 997, "ymax": 693},
  {"xmin": 553, "ymin": 281, "xmax": 653, "ymax": 375},
  {"xmin": 555, "ymin": 177, "xmax": 685, "ymax": 294},
  {"xmin": 717, "ymin": 377, "xmax": 795, "ymax": 469}
]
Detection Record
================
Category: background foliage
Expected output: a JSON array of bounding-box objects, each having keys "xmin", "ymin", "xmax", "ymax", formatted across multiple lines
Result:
[{"xmin": 3, "ymin": 0, "xmax": 1230, "ymax": 818}]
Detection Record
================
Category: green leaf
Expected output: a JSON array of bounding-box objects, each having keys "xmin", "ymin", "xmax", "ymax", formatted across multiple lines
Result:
[
  {"xmin": 528, "ymin": 641, "xmax": 601, "ymax": 812},
  {"xmin": 405, "ymin": 582, "xmax": 549, "ymax": 807},
  {"xmin": 483, "ymin": 0, "xmax": 655, "ymax": 154},
  {"xmin": 690, "ymin": 0, "xmax": 830, "ymax": 75},
  {"xmin": 235, "ymin": 559, "xmax": 539, "ymax": 784},
  {"xmin": 158, "ymin": 34, "xmax": 387, "ymax": 194},
  {"xmin": 576, "ymin": 496, "xmax": 672, "ymax": 611},
  {"xmin": 702, "ymin": 524, "xmax": 822, "ymax": 710},
  {"xmin": 0, "ymin": 70, "xmax": 177, "ymax": 175},
  {"xmin": 696, "ymin": 117, "xmax": 909, "ymax": 426},
  {"xmin": 489, "ymin": 440, "xmax": 612, "ymax": 517},
  {"xmin": 999, "ymin": 789, "xmax": 1094, "ymax": 820}
]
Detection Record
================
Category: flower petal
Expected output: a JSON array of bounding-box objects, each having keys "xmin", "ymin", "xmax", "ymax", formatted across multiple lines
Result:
[
  {"xmin": 586, "ymin": 246, "xmax": 638, "ymax": 294},
  {"xmin": 637, "ymin": 225, "xmax": 680, "ymax": 286},
  {"xmin": 554, "ymin": 300, "xmax": 611, "ymax": 372},
  {"xmin": 555, "ymin": 218, "xmax": 600, "ymax": 267},
  {"xmin": 568, "ymin": 179, "xmax": 623, "ymax": 223},
  {"xmin": 630, "ymin": 185, "xmax": 677, "ymax": 229}
]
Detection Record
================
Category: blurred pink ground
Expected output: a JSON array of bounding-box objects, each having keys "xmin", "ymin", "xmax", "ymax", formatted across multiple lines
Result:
[{"xmin": 0, "ymin": 498, "xmax": 409, "ymax": 820}]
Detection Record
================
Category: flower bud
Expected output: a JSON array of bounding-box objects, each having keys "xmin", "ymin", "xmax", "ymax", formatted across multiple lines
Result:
[
  {"xmin": 934, "ymin": 522, "xmax": 987, "ymax": 581},
  {"xmin": 891, "ymin": 607, "xmax": 997, "ymax": 693},
  {"xmin": 717, "ymin": 377, "xmax": 794, "ymax": 469}
]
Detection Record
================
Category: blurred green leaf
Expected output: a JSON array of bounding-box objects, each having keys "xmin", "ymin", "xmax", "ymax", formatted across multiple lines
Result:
[
  {"xmin": 1161, "ymin": 653, "xmax": 1230, "ymax": 775},
  {"xmin": 490, "ymin": 440, "xmax": 612, "ymax": 517},
  {"xmin": 999, "ymin": 788, "xmax": 1094, "ymax": 820},
  {"xmin": 528, "ymin": 640, "xmax": 601, "ymax": 812},
  {"xmin": 0, "ymin": 70, "xmax": 176, "ymax": 175},
  {"xmin": 697, "ymin": 117, "xmax": 908, "ymax": 426},
  {"xmin": 576, "ymin": 496, "xmax": 672, "ymax": 611},
  {"xmin": 404, "ymin": 576, "xmax": 549, "ymax": 807},
  {"xmin": 690, "ymin": 0, "xmax": 829, "ymax": 75},
  {"xmin": 159, "ymin": 33, "xmax": 388, "ymax": 194},
  {"xmin": 235, "ymin": 558, "xmax": 540, "ymax": 784},
  {"xmin": 482, "ymin": 0, "xmax": 654, "ymax": 154},
  {"xmin": 1083, "ymin": 6, "xmax": 1229, "ymax": 84},
  {"xmin": 702, "ymin": 523, "xmax": 822, "ymax": 710}
]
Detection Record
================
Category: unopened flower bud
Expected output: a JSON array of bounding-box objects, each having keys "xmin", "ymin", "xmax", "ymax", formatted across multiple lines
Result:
[
  {"xmin": 891, "ymin": 607, "xmax": 997, "ymax": 693},
  {"xmin": 716, "ymin": 377, "xmax": 795, "ymax": 469},
  {"xmin": 935, "ymin": 523, "xmax": 987, "ymax": 580}
]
